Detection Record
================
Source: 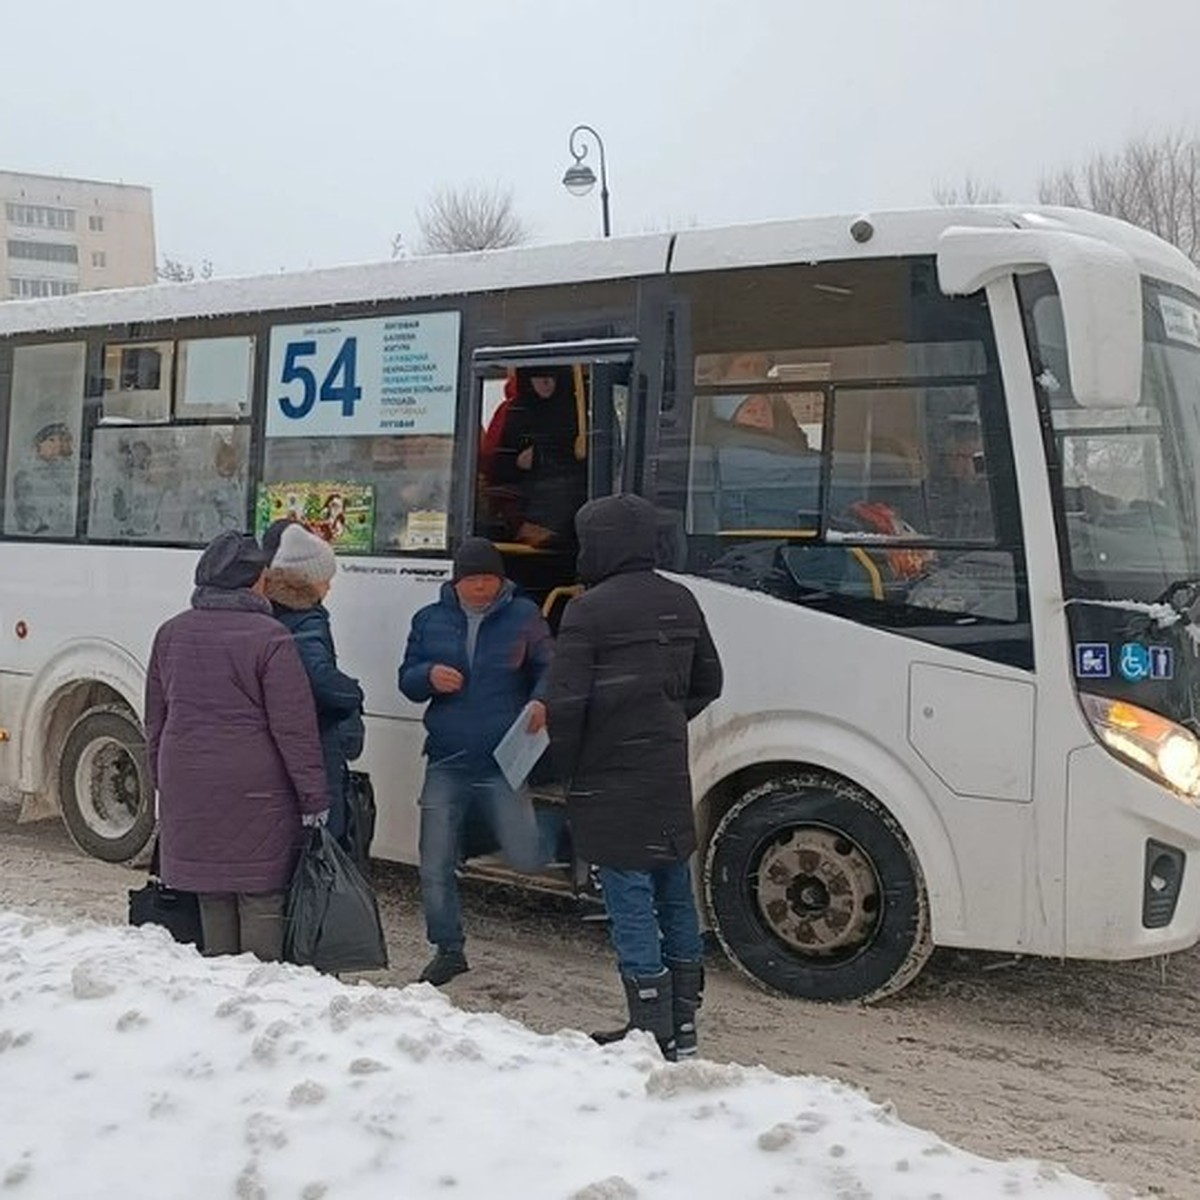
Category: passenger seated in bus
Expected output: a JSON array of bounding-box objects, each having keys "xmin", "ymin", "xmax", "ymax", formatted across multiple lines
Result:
[
  {"xmin": 484, "ymin": 366, "xmax": 587, "ymax": 549},
  {"xmin": 726, "ymin": 394, "xmax": 810, "ymax": 450},
  {"xmin": 12, "ymin": 421, "xmax": 76, "ymax": 536},
  {"xmin": 928, "ymin": 422, "xmax": 993, "ymax": 541},
  {"xmin": 708, "ymin": 395, "xmax": 817, "ymax": 531}
]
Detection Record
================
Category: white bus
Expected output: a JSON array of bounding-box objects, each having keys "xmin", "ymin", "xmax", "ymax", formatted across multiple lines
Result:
[{"xmin": 2, "ymin": 205, "xmax": 1199, "ymax": 1002}]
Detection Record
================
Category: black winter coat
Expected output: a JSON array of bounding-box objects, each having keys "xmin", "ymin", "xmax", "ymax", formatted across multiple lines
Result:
[
  {"xmin": 270, "ymin": 591, "xmax": 364, "ymax": 823},
  {"xmin": 489, "ymin": 369, "xmax": 587, "ymax": 541},
  {"xmin": 546, "ymin": 495, "xmax": 724, "ymax": 869}
]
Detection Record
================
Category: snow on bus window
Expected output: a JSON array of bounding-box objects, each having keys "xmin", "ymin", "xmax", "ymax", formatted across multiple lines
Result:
[
  {"xmin": 3, "ymin": 342, "xmax": 86, "ymax": 538},
  {"xmin": 87, "ymin": 425, "xmax": 249, "ymax": 544}
]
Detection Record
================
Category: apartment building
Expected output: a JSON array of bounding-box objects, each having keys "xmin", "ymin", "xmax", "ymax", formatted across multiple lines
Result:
[{"xmin": 0, "ymin": 171, "xmax": 156, "ymax": 301}]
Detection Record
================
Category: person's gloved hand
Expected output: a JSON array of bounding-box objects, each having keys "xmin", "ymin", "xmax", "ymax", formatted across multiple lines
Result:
[{"xmin": 301, "ymin": 810, "xmax": 329, "ymax": 828}]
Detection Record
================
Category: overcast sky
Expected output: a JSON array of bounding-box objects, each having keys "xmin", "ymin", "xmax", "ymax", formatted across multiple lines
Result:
[{"xmin": 5, "ymin": 0, "xmax": 1200, "ymax": 277}]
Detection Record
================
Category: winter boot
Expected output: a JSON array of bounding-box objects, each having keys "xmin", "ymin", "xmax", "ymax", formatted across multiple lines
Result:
[
  {"xmin": 591, "ymin": 969, "xmax": 677, "ymax": 1060},
  {"xmin": 666, "ymin": 959, "xmax": 705, "ymax": 1060}
]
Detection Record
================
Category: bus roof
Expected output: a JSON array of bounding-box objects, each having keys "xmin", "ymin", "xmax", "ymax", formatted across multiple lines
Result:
[{"xmin": 0, "ymin": 205, "xmax": 1195, "ymax": 337}]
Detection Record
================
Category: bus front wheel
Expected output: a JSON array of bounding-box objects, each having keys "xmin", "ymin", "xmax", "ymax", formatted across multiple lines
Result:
[
  {"xmin": 59, "ymin": 706, "xmax": 154, "ymax": 863},
  {"xmin": 704, "ymin": 772, "xmax": 932, "ymax": 1003}
]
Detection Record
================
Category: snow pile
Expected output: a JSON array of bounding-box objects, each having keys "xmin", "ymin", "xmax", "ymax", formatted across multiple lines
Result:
[{"xmin": 0, "ymin": 911, "xmax": 1123, "ymax": 1199}]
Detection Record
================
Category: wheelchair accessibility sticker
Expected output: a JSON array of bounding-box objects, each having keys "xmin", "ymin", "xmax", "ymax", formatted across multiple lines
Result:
[{"xmin": 1117, "ymin": 642, "xmax": 1174, "ymax": 682}]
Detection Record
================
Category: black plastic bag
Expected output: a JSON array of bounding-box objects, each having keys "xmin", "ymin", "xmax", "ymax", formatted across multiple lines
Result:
[
  {"xmin": 341, "ymin": 770, "xmax": 377, "ymax": 872},
  {"xmin": 284, "ymin": 826, "xmax": 388, "ymax": 973}
]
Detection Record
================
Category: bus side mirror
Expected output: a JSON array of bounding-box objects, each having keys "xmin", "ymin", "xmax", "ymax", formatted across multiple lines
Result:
[{"xmin": 937, "ymin": 225, "xmax": 1143, "ymax": 408}]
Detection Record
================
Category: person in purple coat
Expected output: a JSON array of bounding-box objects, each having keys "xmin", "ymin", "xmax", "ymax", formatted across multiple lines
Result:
[{"xmin": 144, "ymin": 531, "xmax": 330, "ymax": 960}]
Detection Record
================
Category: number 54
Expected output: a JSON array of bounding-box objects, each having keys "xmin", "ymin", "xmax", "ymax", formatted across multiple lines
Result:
[{"xmin": 278, "ymin": 337, "xmax": 362, "ymax": 419}]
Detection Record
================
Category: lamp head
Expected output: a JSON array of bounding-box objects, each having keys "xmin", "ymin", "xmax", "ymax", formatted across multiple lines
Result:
[{"xmin": 562, "ymin": 161, "xmax": 597, "ymax": 197}]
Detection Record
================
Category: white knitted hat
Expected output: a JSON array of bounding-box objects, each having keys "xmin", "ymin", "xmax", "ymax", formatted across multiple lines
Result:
[{"xmin": 271, "ymin": 523, "xmax": 336, "ymax": 585}]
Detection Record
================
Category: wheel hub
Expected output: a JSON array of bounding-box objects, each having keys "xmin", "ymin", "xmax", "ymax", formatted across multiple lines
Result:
[
  {"xmin": 755, "ymin": 826, "xmax": 880, "ymax": 955},
  {"xmin": 74, "ymin": 738, "xmax": 140, "ymax": 837}
]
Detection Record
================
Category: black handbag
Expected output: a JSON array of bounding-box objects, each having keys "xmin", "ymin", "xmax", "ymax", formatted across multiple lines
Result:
[
  {"xmin": 127, "ymin": 838, "xmax": 204, "ymax": 949},
  {"xmin": 341, "ymin": 769, "xmax": 377, "ymax": 872}
]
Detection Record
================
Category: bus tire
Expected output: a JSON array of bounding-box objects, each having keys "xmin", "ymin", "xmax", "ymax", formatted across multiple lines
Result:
[
  {"xmin": 59, "ymin": 706, "xmax": 154, "ymax": 864},
  {"xmin": 704, "ymin": 771, "xmax": 932, "ymax": 1003}
]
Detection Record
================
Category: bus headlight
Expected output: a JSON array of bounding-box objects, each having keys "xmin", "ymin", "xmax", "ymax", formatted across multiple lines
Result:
[{"xmin": 1080, "ymin": 692, "xmax": 1200, "ymax": 800}]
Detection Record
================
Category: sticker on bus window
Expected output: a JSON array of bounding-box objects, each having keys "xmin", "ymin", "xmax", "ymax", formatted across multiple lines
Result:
[
  {"xmin": 255, "ymin": 481, "xmax": 375, "ymax": 553},
  {"xmin": 1074, "ymin": 642, "xmax": 1111, "ymax": 679},
  {"xmin": 265, "ymin": 312, "xmax": 460, "ymax": 439},
  {"xmin": 1158, "ymin": 296, "xmax": 1200, "ymax": 350},
  {"xmin": 400, "ymin": 509, "xmax": 448, "ymax": 552}
]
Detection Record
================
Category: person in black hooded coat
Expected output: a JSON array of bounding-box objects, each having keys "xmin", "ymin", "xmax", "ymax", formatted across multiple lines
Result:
[
  {"xmin": 545, "ymin": 493, "xmax": 723, "ymax": 1059},
  {"xmin": 485, "ymin": 366, "xmax": 587, "ymax": 549}
]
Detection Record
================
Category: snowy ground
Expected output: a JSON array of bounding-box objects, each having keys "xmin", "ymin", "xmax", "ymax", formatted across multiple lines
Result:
[{"xmin": 0, "ymin": 909, "xmax": 1129, "ymax": 1200}]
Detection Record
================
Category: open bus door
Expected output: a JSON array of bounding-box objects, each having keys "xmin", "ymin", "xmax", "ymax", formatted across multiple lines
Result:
[
  {"xmin": 467, "ymin": 339, "xmax": 637, "ymax": 898},
  {"xmin": 471, "ymin": 339, "xmax": 636, "ymax": 623}
]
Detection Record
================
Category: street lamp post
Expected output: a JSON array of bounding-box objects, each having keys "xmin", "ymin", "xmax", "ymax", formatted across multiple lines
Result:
[{"xmin": 562, "ymin": 124, "xmax": 611, "ymax": 238}]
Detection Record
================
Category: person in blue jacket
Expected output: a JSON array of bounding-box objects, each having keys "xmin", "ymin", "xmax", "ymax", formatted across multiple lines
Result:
[
  {"xmin": 399, "ymin": 537, "xmax": 553, "ymax": 986},
  {"xmin": 265, "ymin": 522, "xmax": 365, "ymax": 843}
]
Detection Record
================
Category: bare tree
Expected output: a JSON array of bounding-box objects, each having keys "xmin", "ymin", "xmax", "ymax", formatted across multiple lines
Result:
[
  {"xmin": 415, "ymin": 184, "xmax": 530, "ymax": 254},
  {"xmin": 158, "ymin": 257, "xmax": 213, "ymax": 283},
  {"xmin": 933, "ymin": 175, "xmax": 1005, "ymax": 206},
  {"xmin": 1038, "ymin": 130, "xmax": 1200, "ymax": 263}
]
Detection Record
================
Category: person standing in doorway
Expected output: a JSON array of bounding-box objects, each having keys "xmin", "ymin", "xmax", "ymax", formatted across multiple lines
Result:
[
  {"xmin": 399, "ymin": 537, "xmax": 553, "ymax": 986},
  {"xmin": 144, "ymin": 531, "xmax": 330, "ymax": 961},
  {"xmin": 546, "ymin": 494, "xmax": 723, "ymax": 1059},
  {"xmin": 484, "ymin": 367, "xmax": 587, "ymax": 549}
]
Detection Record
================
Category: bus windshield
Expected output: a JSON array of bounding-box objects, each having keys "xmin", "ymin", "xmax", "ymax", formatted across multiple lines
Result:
[{"xmin": 1022, "ymin": 274, "xmax": 1200, "ymax": 595}]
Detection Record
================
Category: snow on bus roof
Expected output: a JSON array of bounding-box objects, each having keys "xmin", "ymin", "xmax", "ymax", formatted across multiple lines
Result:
[{"xmin": 0, "ymin": 205, "xmax": 1194, "ymax": 337}]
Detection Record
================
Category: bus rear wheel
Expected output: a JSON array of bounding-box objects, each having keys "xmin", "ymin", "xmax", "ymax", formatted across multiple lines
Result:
[
  {"xmin": 59, "ymin": 707, "xmax": 154, "ymax": 863},
  {"xmin": 704, "ymin": 772, "xmax": 932, "ymax": 1003}
]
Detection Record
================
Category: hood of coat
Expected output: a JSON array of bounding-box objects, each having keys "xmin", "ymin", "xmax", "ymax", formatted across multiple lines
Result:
[
  {"xmin": 575, "ymin": 494, "xmax": 657, "ymax": 585},
  {"xmin": 265, "ymin": 569, "xmax": 325, "ymax": 612}
]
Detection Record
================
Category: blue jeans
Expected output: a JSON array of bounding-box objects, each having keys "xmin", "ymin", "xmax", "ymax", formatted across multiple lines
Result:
[
  {"xmin": 418, "ymin": 758, "xmax": 547, "ymax": 952},
  {"xmin": 597, "ymin": 860, "xmax": 704, "ymax": 979}
]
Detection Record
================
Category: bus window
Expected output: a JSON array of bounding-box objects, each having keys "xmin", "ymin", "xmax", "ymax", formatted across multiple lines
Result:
[
  {"xmin": 82, "ymin": 334, "xmax": 254, "ymax": 545},
  {"xmin": 655, "ymin": 256, "xmax": 1030, "ymax": 666},
  {"xmin": 2, "ymin": 341, "xmax": 86, "ymax": 539},
  {"xmin": 88, "ymin": 424, "xmax": 249, "ymax": 544},
  {"xmin": 260, "ymin": 433, "xmax": 453, "ymax": 553},
  {"xmin": 175, "ymin": 336, "xmax": 254, "ymax": 419},
  {"xmin": 101, "ymin": 341, "xmax": 173, "ymax": 424}
]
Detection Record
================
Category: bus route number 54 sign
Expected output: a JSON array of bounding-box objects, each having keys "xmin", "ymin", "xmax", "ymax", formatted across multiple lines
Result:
[{"xmin": 265, "ymin": 312, "xmax": 461, "ymax": 440}]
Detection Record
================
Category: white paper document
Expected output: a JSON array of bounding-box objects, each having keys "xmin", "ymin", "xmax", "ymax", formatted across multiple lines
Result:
[{"xmin": 493, "ymin": 702, "xmax": 550, "ymax": 791}]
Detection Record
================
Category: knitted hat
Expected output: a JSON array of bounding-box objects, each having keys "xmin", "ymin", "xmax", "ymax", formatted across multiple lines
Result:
[
  {"xmin": 194, "ymin": 531, "xmax": 268, "ymax": 590},
  {"xmin": 271, "ymin": 523, "xmax": 337, "ymax": 585},
  {"xmin": 452, "ymin": 537, "xmax": 505, "ymax": 582}
]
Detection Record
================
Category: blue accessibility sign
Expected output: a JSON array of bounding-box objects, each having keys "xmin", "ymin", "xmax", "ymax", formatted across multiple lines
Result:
[
  {"xmin": 1075, "ymin": 643, "xmax": 1111, "ymax": 679},
  {"xmin": 1119, "ymin": 642, "xmax": 1152, "ymax": 682}
]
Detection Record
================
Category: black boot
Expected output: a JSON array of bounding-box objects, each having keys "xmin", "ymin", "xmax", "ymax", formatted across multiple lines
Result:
[
  {"xmin": 666, "ymin": 959, "xmax": 704, "ymax": 1060},
  {"xmin": 591, "ymin": 970, "xmax": 676, "ymax": 1060}
]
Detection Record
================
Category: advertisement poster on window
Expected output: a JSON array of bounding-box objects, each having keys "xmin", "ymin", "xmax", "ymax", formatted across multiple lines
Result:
[
  {"xmin": 265, "ymin": 312, "xmax": 460, "ymax": 440},
  {"xmin": 255, "ymin": 482, "xmax": 376, "ymax": 554}
]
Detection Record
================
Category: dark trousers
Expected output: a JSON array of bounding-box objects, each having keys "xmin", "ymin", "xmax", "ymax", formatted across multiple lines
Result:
[{"xmin": 198, "ymin": 891, "xmax": 286, "ymax": 961}]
